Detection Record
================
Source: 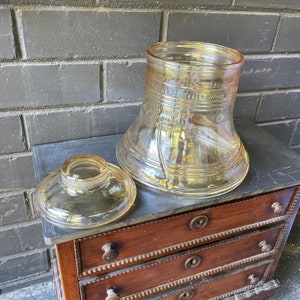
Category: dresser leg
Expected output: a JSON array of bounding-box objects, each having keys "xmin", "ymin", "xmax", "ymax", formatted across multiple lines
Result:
[{"xmin": 56, "ymin": 241, "xmax": 80, "ymax": 300}]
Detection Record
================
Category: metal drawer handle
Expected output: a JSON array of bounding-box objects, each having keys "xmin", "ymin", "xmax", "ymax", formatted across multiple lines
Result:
[
  {"xmin": 185, "ymin": 255, "xmax": 202, "ymax": 269},
  {"xmin": 178, "ymin": 290, "xmax": 195, "ymax": 300},
  {"xmin": 102, "ymin": 243, "xmax": 119, "ymax": 262},
  {"xmin": 248, "ymin": 274, "xmax": 259, "ymax": 285},
  {"xmin": 259, "ymin": 240, "xmax": 272, "ymax": 252},
  {"xmin": 271, "ymin": 202, "xmax": 284, "ymax": 214},
  {"xmin": 189, "ymin": 215, "xmax": 208, "ymax": 230},
  {"xmin": 105, "ymin": 288, "xmax": 120, "ymax": 300}
]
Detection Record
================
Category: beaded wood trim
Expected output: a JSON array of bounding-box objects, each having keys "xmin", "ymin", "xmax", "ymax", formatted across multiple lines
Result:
[
  {"xmin": 118, "ymin": 191, "xmax": 300, "ymax": 300},
  {"xmin": 77, "ymin": 188, "xmax": 295, "ymax": 241},
  {"xmin": 78, "ymin": 187, "xmax": 295, "ymax": 243},
  {"xmin": 159, "ymin": 259, "xmax": 274, "ymax": 300},
  {"xmin": 106, "ymin": 255, "xmax": 275, "ymax": 300},
  {"xmin": 75, "ymin": 187, "xmax": 299, "ymax": 277},
  {"xmin": 74, "ymin": 240, "xmax": 82, "ymax": 277},
  {"xmin": 286, "ymin": 187, "xmax": 300, "ymax": 217},
  {"xmin": 75, "ymin": 187, "xmax": 300, "ymax": 298},
  {"xmin": 81, "ymin": 224, "xmax": 284, "ymax": 290},
  {"xmin": 79, "ymin": 215, "xmax": 286, "ymax": 277}
]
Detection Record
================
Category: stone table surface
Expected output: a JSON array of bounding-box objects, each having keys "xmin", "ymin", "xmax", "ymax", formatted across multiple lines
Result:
[{"xmin": 32, "ymin": 118, "xmax": 300, "ymax": 245}]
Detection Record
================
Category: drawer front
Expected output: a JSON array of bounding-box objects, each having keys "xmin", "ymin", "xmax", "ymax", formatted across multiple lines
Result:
[
  {"xmin": 78, "ymin": 188, "xmax": 294, "ymax": 275},
  {"xmin": 82, "ymin": 225, "xmax": 284, "ymax": 300},
  {"xmin": 161, "ymin": 261, "xmax": 273, "ymax": 300}
]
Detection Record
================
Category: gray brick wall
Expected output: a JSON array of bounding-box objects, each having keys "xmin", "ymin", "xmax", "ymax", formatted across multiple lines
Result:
[
  {"xmin": 274, "ymin": 16, "xmax": 300, "ymax": 52},
  {"xmin": 167, "ymin": 12, "xmax": 279, "ymax": 52},
  {"xmin": 0, "ymin": 63, "xmax": 100, "ymax": 108},
  {"xmin": 24, "ymin": 104, "xmax": 140, "ymax": 146},
  {"xmin": 291, "ymin": 121, "xmax": 300, "ymax": 146},
  {"xmin": 105, "ymin": 61, "xmax": 146, "ymax": 101},
  {"xmin": 19, "ymin": 9, "xmax": 161, "ymax": 59},
  {"xmin": 0, "ymin": 250, "xmax": 49, "ymax": 284},
  {"xmin": 234, "ymin": 0, "xmax": 300, "ymax": 10},
  {"xmin": 0, "ymin": 9, "xmax": 15, "ymax": 60},
  {"xmin": 0, "ymin": 116, "xmax": 25, "ymax": 154},
  {"xmin": 239, "ymin": 57, "xmax": 300, "ymax": 91},
  {"xmin": 0, "ymin": 0, "xmax": 300, "ymax": 295},
  {"xmin": 0, "ymin": 193, "xmax": 29, "ymax": 226}
]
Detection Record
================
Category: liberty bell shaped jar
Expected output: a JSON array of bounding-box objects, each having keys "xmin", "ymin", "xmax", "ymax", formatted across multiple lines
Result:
[{"xmin": 116, "ymin": 41, "xmax": 249, "ymax": 197}]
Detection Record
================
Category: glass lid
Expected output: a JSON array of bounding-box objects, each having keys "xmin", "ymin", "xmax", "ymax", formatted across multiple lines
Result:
[{"xmin": 34, "ymin": 154, "xmax": 137, "ymax": 229}]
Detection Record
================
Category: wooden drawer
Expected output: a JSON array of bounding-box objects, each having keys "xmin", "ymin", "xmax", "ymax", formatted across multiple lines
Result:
[
  {"xmin": 161, "ymin": 261, "xmax": 273, "ymax": 300},
  {"xmin": 81, "ymin": 225, "xmax": 284, "ymax": 300},
  {"xmin": 77, "ymin": 188, "xmax": 294, "ymax": 276}
]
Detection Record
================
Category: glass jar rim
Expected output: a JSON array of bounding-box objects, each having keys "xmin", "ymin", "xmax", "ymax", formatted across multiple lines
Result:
[
  {"xmin": 60, "ymin": 154, "xmax": 110, "ymax": 193},
  {"xmin": 146, "ymin": 41, "xmax": 244, "ymax": 70}
]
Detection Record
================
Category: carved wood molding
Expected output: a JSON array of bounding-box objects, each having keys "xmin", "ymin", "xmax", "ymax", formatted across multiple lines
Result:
[
  {"xmin": 159, "ymin": 259, "xmax": 274, "ymax": 300},
  {"xmin": 287, "ymin": 187, "xmax": 300, "ymax": 217},
  {"xmin": 82, "ymin": 225, "xmax": 283, "ymax": 289},
  {"xmin": 77, "ymin": 187, "xmax": 295, "ymax": 243},
  {"xmin": 109, "ymin": 256, "xmax": 275, "ymax": 300},
  {"xmin": 79, "ymin": 216, "xmax": 286, "ymax": 276}
]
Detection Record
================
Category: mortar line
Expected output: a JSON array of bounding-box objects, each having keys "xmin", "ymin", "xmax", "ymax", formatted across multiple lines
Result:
[
  {"xmin": 0, "ymin": 88, "xmax": 299, "ymax": 117},
  {"xmin": 159, "ymin": 10, "xmax": 169, "ymax": 42},
  {"xmin": 0, "ymin": 246, "xmax": 50, "ymax": 261},
  {"xmin": 256, "ymin": 117, "xmax": 300, "ymax": 126},
  {"xmin": 0, "ymin": 100, "xmax": 142, "ymax": 117},
  {"xmin": 2, "ymin": 5, "xmax": 165, "ymax": 13},
  {"xmin": 0, "ymin": 190, "xmax": 27, "ymax": 197},
  {"xmin": 100, "ymin": 62, "xmax": 106, "ymax": 103},
  {"xmin": 9, "ymin": 8, "xmax": 22, "ymax": 59},
  {"xmin": 288, "ymin": 120, "xmax": 299, "ymax": 147},
  {"xmin": 1, "ymin": 3, "xmax": 300, "ymax": 15},
  {"xmin": 0, "ymin": 57, "xmax": 146, "ymax": 66},
  {"xmin": 13, "ymin": 8, "xmax": 27, "ymax": 59},
  {"xmin": 0, "ymin": 151, "xmax": 33, "ymax": 160},
  {"xmin": 1, "ymin": 53, "xmax": 300, "ymax": 66},
  {"xmin": 254, "ymin": 93, "xmax": 263, "ymax": 122},
  {"xmin": 271, "ymin": 15, "xmax": 282, "ymax": 52},
  {"xmin": 290, "ymin": 144, "xmax": 300, "ymax": 150},
  {"xmin": 23, "ymin": 190, "xmax": 34, "ymax": 221},
  {"xmin": 20, "ymin": 114, "xmax": 29, "ymax": 151},
  {"xmin": 0, "ymin": 4, "xmax": 283, "ymax": 15},
  {"xmin": 244, "ymin": 53, "xmax": 300, "ymax": 59},
  {"xmin": 0, "ymin": 218, "xmax": 42, "ymax": 232}
]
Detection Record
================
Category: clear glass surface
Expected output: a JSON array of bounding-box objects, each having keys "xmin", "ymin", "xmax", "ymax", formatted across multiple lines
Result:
[
  {"xmin": 34, "ymin": 154, "xmax": 136, "ymax": 229},
  {"xmin": 116, "ymin": 41, "xmax": 249, "ymax": 197}
]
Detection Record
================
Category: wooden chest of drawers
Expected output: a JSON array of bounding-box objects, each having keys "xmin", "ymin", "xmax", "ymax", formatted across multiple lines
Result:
[
  {"xmin": 33, "ymin": 119, "xmax": 300, "ymax": 300},
  {"xmin": 55, "ymin": 187, "xmax": 299, "ymax": 300}
]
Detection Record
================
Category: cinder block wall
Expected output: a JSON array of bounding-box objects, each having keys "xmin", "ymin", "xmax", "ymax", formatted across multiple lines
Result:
[{"xmin": 0, "ymin": 0, "xmax": 299, "ymax": 293}]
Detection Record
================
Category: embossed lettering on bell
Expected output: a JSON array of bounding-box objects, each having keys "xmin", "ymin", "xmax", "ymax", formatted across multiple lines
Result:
[{"xmin": 117, "ymin": 41, "xmax": 249, "ymax": 197}]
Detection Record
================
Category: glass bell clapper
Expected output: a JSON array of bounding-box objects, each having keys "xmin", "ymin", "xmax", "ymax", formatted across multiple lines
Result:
[
  {"xmin": 34, "ymin": 154, "xmax": 136, "ymax": 229},
  {"xmin": 116, "ymin": 41, "xmax": 249, "ymax": 197}
]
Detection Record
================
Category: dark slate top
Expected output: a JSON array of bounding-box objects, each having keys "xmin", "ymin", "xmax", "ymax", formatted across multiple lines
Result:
[{"xmin": 32, "ymin": 118, "xmax": 300, "ymax": 245}]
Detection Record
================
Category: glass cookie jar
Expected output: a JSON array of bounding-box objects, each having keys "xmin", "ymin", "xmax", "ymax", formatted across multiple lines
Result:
[{"xmin": 116, "ymin": 41, "xmax": 249, "ymax": 197}]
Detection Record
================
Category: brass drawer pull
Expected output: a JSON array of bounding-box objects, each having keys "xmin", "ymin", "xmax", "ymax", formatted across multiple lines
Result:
[
  {"xmin": 189, "ymin": 215, "xmax": 208, "ymax": 230},
  {"xmin": 178, "ymin": 290, "xmax": 195, "ymax": 300},
  {"xmin": 185, "ymin": 256, "xmax": 202, "ymax": 269},
  {"xmin": 271, "ymin": 202, "xmax": 284, "ymax": 214},
  {"xmin": 258, "ymin": 240, "xmax": 272, "ymax": 252},
  {"xmin": 248, "ymin": 274, "xmax": 259, "ymax": 285},
  {"xmin": 102, "ymin": 243, "xmax": 119, "ymax": 262},
  {"xmin": 105, "ymin": 288, "xmax": 120, "ymax": 300}
]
